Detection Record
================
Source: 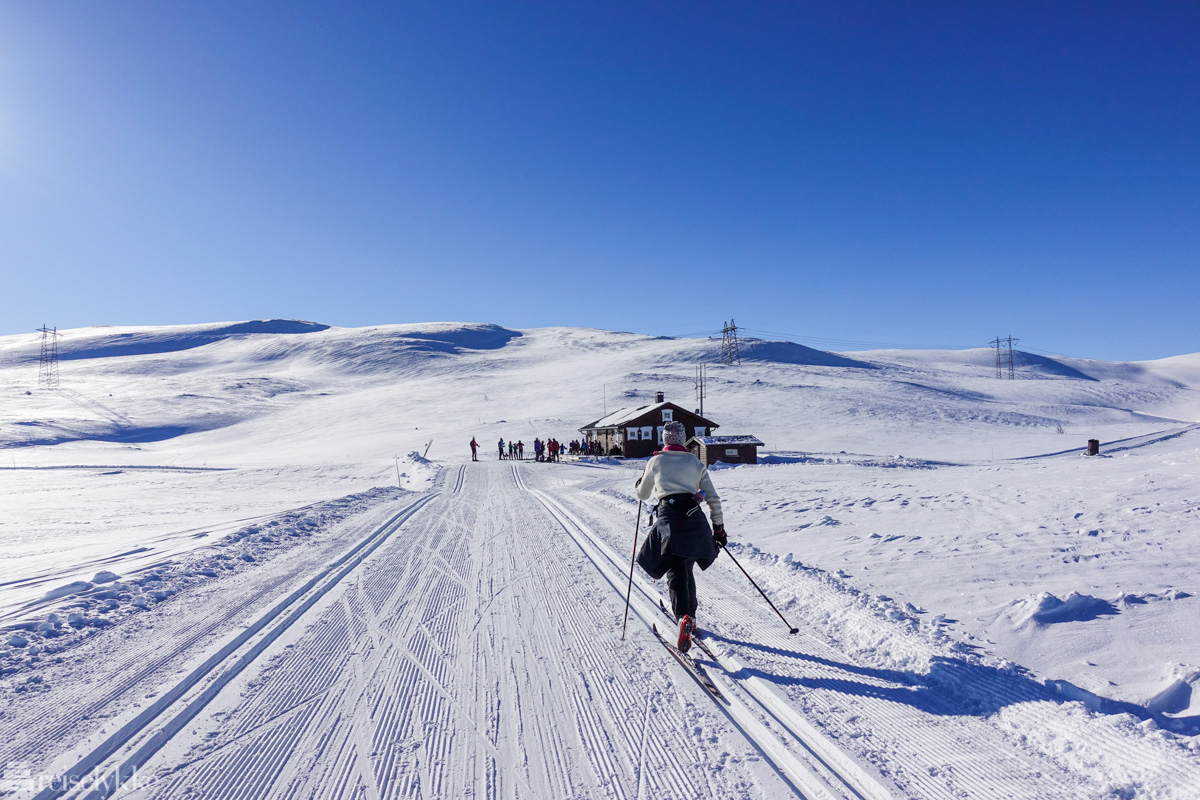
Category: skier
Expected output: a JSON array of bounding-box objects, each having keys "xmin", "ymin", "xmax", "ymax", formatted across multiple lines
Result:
[
  {"xmin": 470, "ymin": 437, "xmax": 478, "ymax": 461},
  {"xmin": 517, "ymin": 440, "xmax": 524, "ymax": 460},
  {"xmin": 635, "ymin": 421, "xmax": 726, "ymax": 653},
  {"xmin": 498, "ymin": 438, "xmax": 505, "ymax": 460}
]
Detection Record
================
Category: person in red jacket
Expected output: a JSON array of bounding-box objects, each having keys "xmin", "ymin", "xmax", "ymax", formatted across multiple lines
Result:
[{"xmin": 470, "ymin": 437, "xmax": 478, "ymax": 461}]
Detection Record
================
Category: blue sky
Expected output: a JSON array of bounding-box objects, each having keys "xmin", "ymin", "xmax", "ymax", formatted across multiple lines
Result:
[{"xmin": 1, "ymin": 2, "xmax": 1197, "ymax": 360}]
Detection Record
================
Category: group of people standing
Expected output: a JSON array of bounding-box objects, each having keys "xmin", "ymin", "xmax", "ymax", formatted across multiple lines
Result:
[
  {"xmin": 531, "ymin": 437, "xmax": 563, "ymax": 462},
  {"xmin": 467, "ymin": 437, "xmax": 616, "ymax": 461},
  {"xmin": 469, "ymin": 436, "xmax": 577, "ymax": 462},
  {"xmin": 474, "ymin": 437, "xmax": 526, "ymax": 460},
  {"xmin": 566, "ymin": 440, "xmax": 606, "ymax": 456}
]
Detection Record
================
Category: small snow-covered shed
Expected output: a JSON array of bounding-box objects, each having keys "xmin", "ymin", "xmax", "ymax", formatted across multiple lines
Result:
[
  {"xmin": 687, "ymin": 435, "xmax": 764, "ymax": 466},
  {"xmin": 579, "ymin": 393, "xmax": 719, "ymax": 458}
]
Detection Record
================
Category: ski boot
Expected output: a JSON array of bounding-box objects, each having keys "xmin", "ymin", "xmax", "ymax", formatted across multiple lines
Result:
[{"xmin": 677, "ymin": 615, "xmax": 695, "ymax": 654}]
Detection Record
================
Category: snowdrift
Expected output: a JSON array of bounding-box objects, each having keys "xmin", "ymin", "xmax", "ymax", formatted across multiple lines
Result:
[{"xmin": 1006, "ymin": 592, "xmax": 1119, "ymax": 627}]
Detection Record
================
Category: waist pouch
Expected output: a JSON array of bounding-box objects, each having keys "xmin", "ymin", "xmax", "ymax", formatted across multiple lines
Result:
[{"xmin": 658, "ymin": 492, "xmax": 702, "ymax": 517}]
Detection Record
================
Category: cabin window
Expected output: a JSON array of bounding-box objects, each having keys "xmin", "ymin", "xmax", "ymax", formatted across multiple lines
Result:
[
  {"xmin": 662, "ymin": 409, "xmax": 673, "ymax": 422},
  {"xmin": 627, "ymin": 427, "xmax": 639, "ymax": 440},
  {"xmin": 726, "ymin": 448, "xmax": 739, "ymax": 456},
  {"xmin": 640, "ymin": 426, "xmax": 653, "ymax": 441},
  {"xmin": 695, "ymin": 427, "xmax": 706, "ymax": 437}
]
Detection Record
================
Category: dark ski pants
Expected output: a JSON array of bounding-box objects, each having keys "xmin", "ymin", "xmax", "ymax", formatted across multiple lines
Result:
[{"xmin": 664, "ymin": 555, "xmax": 698, "ymax": 621}]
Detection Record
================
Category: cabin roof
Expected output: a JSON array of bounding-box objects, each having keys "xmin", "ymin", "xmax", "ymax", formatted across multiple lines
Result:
[
  {"xmin": 580, "ymin": 401, "xmax": 718, "ymax": 431},
  {"xmin": 688, "ymin": 435, "xmax": 763, "ymax": 447}
]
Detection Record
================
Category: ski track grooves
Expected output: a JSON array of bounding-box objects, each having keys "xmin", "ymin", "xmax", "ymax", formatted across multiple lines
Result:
[
  {"xmin": 19, "ymin": 461, "xmax": 1193, "ymax": 799},
  {"xmin": 39, "ymin": 461, "xmax": 778, "ymax": 800},
  {"xmin": 11, "ymin": 461, "xmax": 1198, "ymax": 799},
  {"xmin": 539, "ymin": 476, "xmax": 1200, "ymax": 800},
  {"xmin": 516, "ymin": 465, "xmax": 884, "ymax": 800},
  {"xmin": 31, "ymin": 495, "xmax": 435, "ymax": 800}
]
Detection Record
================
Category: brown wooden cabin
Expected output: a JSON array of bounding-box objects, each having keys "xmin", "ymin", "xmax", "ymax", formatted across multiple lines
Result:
[
  {"xmin": 687, "ymin": 435, "xmax": 764, "ymax": 465},
  {"xmin": 579, "ymin": 394, "xmax": 719, "ymax": 459}
]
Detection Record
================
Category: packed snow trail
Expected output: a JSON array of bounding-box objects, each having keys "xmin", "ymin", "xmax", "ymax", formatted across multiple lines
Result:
[
  {"xmin": 9, "ymin": 460, "xmax": 1199, "ymax": 799},
  {"xmin": 35, "ymin": 462, "xmax": 793, "ymax": 799},
  {"xmin": 524, "ymin": 465, "xmax": 1200, "ymax": 800}
]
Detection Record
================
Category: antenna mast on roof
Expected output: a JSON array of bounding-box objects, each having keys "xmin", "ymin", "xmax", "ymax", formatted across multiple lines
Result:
[
  {"xmin": 694, "ymin": 364, "xmax": 707, "ymax": 415},
  {"xmin": 37, "ymin": 325, "xmax": 61, "ymax": 389},
  {"xmin": 720, "ymin": 319, "xmax": 742, "ymax": 365}
]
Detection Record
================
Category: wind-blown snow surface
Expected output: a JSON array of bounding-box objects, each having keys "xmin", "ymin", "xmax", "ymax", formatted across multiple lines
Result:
[{"xmin": 1, "ymin": 320, "xmax": 1198, "ymax": 799}]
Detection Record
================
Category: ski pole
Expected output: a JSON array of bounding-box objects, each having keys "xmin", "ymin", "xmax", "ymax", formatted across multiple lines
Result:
[
  {"xmin": 720, "ymin": 545, "xmax": 799, "ymax": 635},
  {"xmin": 621, "ymin": 501, "xmax": 644, "ymax": 640}
]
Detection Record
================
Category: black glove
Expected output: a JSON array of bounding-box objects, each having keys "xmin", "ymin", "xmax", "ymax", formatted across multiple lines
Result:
[{"xmin": 713, "ymin": 524, "xmax": 727, "ymax": 548}]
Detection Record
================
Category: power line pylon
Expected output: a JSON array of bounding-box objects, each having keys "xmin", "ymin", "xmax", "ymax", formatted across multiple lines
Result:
[
  {"xmin": 720, "ymin": 319, "xmax": 742, "ymax": 366},
  {"xmin": 990, "ymin": 335, "xmax": 1019, "ymax": 379},
  {"xmin": 38, "ymin": 325, "xmax": 62, "ymax": 388}
]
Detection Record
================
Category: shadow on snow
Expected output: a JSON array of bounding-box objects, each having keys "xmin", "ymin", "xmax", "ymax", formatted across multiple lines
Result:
[{"xmin": 707, "ymin": 633, "xmax": 1200, "ymax": 736}]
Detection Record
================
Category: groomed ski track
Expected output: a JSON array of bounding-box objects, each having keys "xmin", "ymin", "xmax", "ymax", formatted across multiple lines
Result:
[{"xmin": 9, "ymin": 460, "xmax": 1199, "ymax": 799}]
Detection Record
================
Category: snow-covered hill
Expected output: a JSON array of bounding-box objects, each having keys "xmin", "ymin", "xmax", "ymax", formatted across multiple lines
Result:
[
  {"xmin": 3, "ymin": 320, "xmax": 1196, "ymax": 464},
  {"xmin": 2, "ymin": 321, "xmax": 1198, "ymax": 799}
]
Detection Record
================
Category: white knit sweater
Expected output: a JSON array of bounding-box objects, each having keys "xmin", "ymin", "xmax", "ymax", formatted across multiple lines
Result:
[{"xmin": 634, "ymin": 450, "xmax": 723, "ymax": 525}]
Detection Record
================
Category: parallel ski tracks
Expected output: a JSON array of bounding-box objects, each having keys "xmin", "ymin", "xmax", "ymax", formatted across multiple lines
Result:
[
  {"xmin": 450, "ymin": 464, "xmax": 467, "ymax": 493},
  {"xmin": 721, "ymin": 563, "xmax": 1188, "ymax": 800},
  {"xmin": 17, "ymin": 460, "xmax": 1194, "ymax": 799},
  {"xmin": 514, "ymin": 464, "xmax": 889, "ymax": 800},
  {"xmin": 534, "ymin": 476, "xmax": 1200, "ymax": 800},
  {"xmin": 32, "ymin": 494, "xmax": 435, "ymax": 800},
  {"xmin": 95, "ymin": 463, "xmax": 745, "ymax": 799},
  {"xmin": 499, "ymin": 465, "xmax": 733, "ymax": 799},
  {"xmin": 1, "ymin": 504, "xmax": 414, "ymax": 780},
  {"xmin": 28, "ymin": 461, "xmax": 1158, "ymax": 800}
]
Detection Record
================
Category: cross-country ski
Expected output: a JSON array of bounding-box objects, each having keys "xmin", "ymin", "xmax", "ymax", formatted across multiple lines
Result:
[
  {"xmin": 651, "ymin": 623, "xmax": 728, "ymax": 704},
  {"xmin": 3, "ymin": 6, "xmax": 1199, "ymax": 797},
  {"xmin": 3, "ymin": 322, "xmax": 1199, "ymax": 799}
]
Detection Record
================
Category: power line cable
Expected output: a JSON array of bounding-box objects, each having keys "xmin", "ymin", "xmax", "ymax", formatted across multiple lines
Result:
[
  {"xmin": 659, "ymin": 324, "xmax": 1088, "ymax": 361},
  {"xmin": 737, "ymin": 326, "xmax": 979, "ymax": 351}
]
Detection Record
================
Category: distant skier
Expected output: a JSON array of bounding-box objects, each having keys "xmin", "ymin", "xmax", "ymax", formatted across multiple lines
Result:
[
  {"xmin": 470, "ymin": 437, "xmax": 479, "ymax": 461},
  {"xmin": 498, "ymin": 438, "xmax": 505, "ymax": 460},
  {"xmin": 517, "ymin": 440, "xmax": 524, "ymax": 460},
  {"xmin": 635, "ymin": 421, "xmax": 726, "ymax": 653}
]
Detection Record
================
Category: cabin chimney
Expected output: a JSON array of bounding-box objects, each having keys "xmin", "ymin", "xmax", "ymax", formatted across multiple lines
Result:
[{"xmin": 655, "ymin": 391, "xmax": 665, "ymax": 404}]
